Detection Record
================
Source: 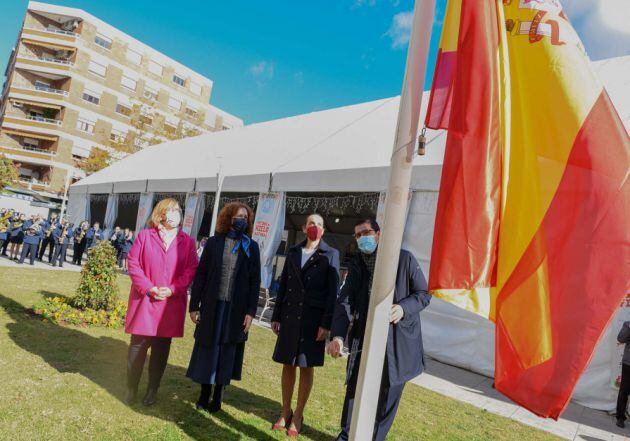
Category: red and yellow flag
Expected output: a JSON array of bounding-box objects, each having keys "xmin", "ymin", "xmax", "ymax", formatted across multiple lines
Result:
[{"xmin": 427, "ymin": 0, "xmax": 630, "ymax": 419}]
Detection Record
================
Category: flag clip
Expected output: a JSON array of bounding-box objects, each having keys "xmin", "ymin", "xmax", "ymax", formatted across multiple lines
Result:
[{"xmin": 418, "ymin": 127, "xmax": 427, "ymax": 156}]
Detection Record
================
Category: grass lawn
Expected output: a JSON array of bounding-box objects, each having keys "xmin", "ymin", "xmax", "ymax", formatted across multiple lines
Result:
[{"xmin": 0, "ymin": 266, "xmax": 560, "ymax": 440}]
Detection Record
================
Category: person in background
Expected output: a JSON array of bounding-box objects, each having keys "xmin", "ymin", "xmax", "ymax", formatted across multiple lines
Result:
[
  {"xmin": 51, "ymin": 218, "xmax": 73, "ymax": 268},
  {"xmin": 119, "ymin": 229, "xmax": 134, "ymax": 271},
  {"xmin": 72, "ymin": 221, "xmax": 89, "ymax": 266},
  {"xmin": 38, "ymin": 212, "xmax": 59, "ymax": 262},
  {"xmin": 125, "ymin": 199, "xmax": 198, "ymax": 407},
  {"xmin": 110, "ymin": 226, "xmax": 123, "ymax": 261},
  {"xmin": 8, "ymin": 213, "xmax": 26, "ymax": 261},
  {"xmin": 0, "ymin": 209, "xmax": 12, "ymax": 256},
  {"xmin": 86, "ymin": 222, "xmax": 102, "ymax": 250},
  {"xmin": 18, "ymin": 218, "xmax": 42, "ymax": 265},
  {"xmin": 187, "ymin": 202, "xmax": 261, "ymax": 414},
  {"xmin": 270, "ymin": 214, "xmax": 340, "ymax": 437},
  {"xmin": 327, "ymin": 218, "xmax": 431, "ymax": 441},
  {"xmin": 616, "ymin": 321, "xmax": 630, "ymax": 428},
  {"xmin": 196, "ymin": 237, "xmax": 208, "ymax": 259}
]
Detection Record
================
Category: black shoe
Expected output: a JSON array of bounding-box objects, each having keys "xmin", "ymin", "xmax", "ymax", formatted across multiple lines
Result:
[
  {"xmin": 195, "ymin": 402, "xmax": 208, "ymax": 412},
  {"xmin": 208, "ymin": 400, "xmax": 222, "ymax": 413},
  {"xmin": 125, "ymin": 388, "xmax": 137, "ymax": 406},
  {"xmin": 142, "ymin": 388, "xmax": 158, "ymax": 406},
  {"xmin": 616, "ymin": 418, "xmax": 625, "ymax": 428}
]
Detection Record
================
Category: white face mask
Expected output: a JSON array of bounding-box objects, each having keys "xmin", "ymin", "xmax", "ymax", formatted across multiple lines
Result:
[{"xmin": 165, "ymin": 210, "xmax": 181, "ymax": 228}]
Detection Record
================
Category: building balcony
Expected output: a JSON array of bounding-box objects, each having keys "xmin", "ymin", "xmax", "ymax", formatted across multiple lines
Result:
[
  {"xmin": 18, "ymin": 177, "xmax": 51, "ymax": 190},
  {"xmin": 0, "ymin": 144, "xmax": 56, "ymax": 161},
  {"xmin": 3, "ymin": 114, "xmax": 62, "ymax": 129},
  {"xmin": 23, "ymin": 25, "xmax": 79, "ymax": 43},
  {"xmin": 14, "ymin": 53, "xmax": 73, "ymax": 76},
  {"xmin": 9, "ymin": 83, "xmax": 69, "ymax": 100}
]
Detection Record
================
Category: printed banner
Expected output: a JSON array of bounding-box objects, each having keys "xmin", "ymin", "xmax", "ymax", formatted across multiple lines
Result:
[
  {"xmin": 182, "ymin": 193, "xmax": 199, "ymax": 235},
  {"xmin": 252, "ymin": 192, "xmax": 286, "ymax": 289},
  {"xmin": 135, "ymin": 192, "xmax": 154, "ymax": 233}
]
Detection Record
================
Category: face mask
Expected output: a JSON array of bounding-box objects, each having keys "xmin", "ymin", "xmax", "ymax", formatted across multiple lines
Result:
[
  {"xmin": 165, "ymin": 210, "xmax": 181, "ymax": 228},
  {"xmin": 357, "ymin": 235, "xmax": 378, "ymax": 254},
  {"xmin": 232, "ymin": 218, "xmax": 248, "ymax": 233},
  {"xmin": 306, "ymin": 225, "xmax": 323, "ymax": 242}
]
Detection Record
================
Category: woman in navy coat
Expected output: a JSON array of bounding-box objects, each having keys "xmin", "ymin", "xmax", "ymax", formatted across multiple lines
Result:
[
  {"xmin": 8, "ymin": 213, "xmax": 26, "ymax": 260},
  {"xmin": 270, "ymin": 214, "xmax": 340, "ymax": 437},
  {"xmin": 187, "ymin": 202, "xmax": 261, "ymax": 413}
]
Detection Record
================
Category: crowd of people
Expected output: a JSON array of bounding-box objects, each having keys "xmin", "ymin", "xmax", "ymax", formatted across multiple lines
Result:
[
  {"xmin": 0, "ymin": 207, "xmax": 134, "ymax": 270},
  {"xmin": 123, "ymin": 198, "xmax": 431, "ymax": 441}
]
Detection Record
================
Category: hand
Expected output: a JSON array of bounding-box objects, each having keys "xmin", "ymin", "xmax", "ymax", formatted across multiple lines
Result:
[
  {"xmin": 243, "ymin": 314, "xmax": 253, "ymax": 334},
  {"xmin": 316, "ymin": 327, "xmax": 329, "ymax": 342},
  {"xmin": 190, "ymin": 311, "xmax": 200, "ymax": 324},
  {"xmin": 149, "ymin": 287, "xmax": 162, "ymax": 300},
  {"xmin": 158, "ymin": 287, "xmax": 173, "ymax": 299},
  {"xmin": 271, "ymin": 321, "xmax": 280, "ymax": 335},
  {"xmin": 327, "ymin": 337, "xmax": 344, "ymax": 358},
  {"xmin": 389, "ymin": 304, "xmax": 404, "ymax": 324}
]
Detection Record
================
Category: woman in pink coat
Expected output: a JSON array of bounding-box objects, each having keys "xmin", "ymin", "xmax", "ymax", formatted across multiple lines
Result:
[{"xmin": 124, "ymin": 198, "xmax": 199, "ymax": 406}]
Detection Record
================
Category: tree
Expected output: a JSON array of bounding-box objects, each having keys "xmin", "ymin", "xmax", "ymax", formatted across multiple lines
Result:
[
  {"xmin": 80, "ymin": 147, "xmax": 111, "ymax": 175},
  {"xmin": 0, "ymin": 154, "xmax": 18, "ymax": 191},
  {"xmin": 73, "ymin": 240, "xmax": 119, "ymax": 311}
]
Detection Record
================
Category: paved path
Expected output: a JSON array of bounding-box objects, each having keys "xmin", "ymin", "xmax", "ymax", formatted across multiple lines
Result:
[{"xmin": 2, "ymin": 257, "xmax": 628, "ymax": 440}]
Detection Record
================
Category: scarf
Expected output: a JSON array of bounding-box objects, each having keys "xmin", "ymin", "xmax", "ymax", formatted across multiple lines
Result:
[
  {"xmin": 157, "ymin": 224, "xmax": 178, "ymax": 250},
  {"xmin": 226, "ymin": 230, "xmax": 251, "ymax": 257},
  {"xmin": 361, "ymin": 250, "xmax": 378, "ymax": 295}
]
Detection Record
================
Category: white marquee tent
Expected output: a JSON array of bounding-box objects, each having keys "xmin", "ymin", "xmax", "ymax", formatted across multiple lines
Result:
[{"xmin": 69, "ymin": 55, "xmax": 630, "ymax": 412}]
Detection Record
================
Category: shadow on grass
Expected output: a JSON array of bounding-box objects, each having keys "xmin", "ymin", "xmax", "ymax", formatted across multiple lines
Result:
[
  {"xmin": 39, "ymin": 290, "xmax": 74, "ymax": 302},
  {"xmin": 0, "ymin": 293, "xmax": 334, "ymax": 440}
]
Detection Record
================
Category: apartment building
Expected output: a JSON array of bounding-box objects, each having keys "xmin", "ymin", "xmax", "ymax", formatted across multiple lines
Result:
[{"xmin": 0, "ymin": 1, "xmax": 243, "ymax": 200}]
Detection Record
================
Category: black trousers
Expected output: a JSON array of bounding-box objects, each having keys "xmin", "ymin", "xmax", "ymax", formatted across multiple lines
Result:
[
  {"xmin": 51, "ymin": 243, "xmax": 68, "ymax": 267},
  {"xmin": 0, "ymin": 238, "xmax": 7, "ymax": 255},
  {"xmin": 337, "ymin": 364, "xmax": 405, "ymax": 441},
  {"xmin": 73, "ymin": 241, "xmax": 86, "ymax": 265},
  {"xmin": 127, "ymin": 335, "xmax": 172, "ymax": 391},
  {"xmin": 616, "ymin": 363, "xmax": 630, "ymax": 420},
  {"xmin": 19, "ymin": 243, "xmax": 38, "ymax": 265},
  {"xmin": 38, "ymin": 236, "xmax": 55, "ymax": 261}
]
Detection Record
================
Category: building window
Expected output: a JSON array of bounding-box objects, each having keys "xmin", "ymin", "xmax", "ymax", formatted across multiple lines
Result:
[
  {"xmin": 23, "ymin": 137, "xmax": 40, "ymax": 149},
  {"xmin": 116, "ymin": 103, "xmax": 132, "ymax": 117},
  {"xmin": 88, "ymin": 60, "xmax": 107, "ymax": 77},
  {"xmin": 127, "ymin": 47, "xmax": 142, "ymax": 65},
  {"xmin": 185, "ymin": 107, "xmax": 198, "ymax": 118},
  {"xmin": 172, "ymin": 74, "xmax": 185, "ymax": 87},
  {"xmin": 110, "ymin": 129, "xmax": 126, "ymax": 143},
  {"xmin": 143, "ymin": 85, "xmax": 158, "ymax": 101},
  {"xmin": 168, "ymin": 96, "xmax": 181, "ymax": 111},
  {"xmin": 82, "ymin": 89, "xmax": 101, "ymax": 105},
  {"xmin": 149, "ymin": 60, "xmax": 163, "ymax": 77},
  {"xmin": 77, "ymin": 117, "xmax": 95, "ymax": 133},
  {"xmin": 139, "ymin": 113, "xmax": 153, "ymax": 126},
  {"xmin": 190, "ymin": 81, "xmax": 202, "ymax": 95},
  {"xmin": 121, "ymin": 75, "xmax": 137, "ymax": 91},
  {"xmin": 94, "ymin": 33, "xmax": 112, "ymax": 50}
]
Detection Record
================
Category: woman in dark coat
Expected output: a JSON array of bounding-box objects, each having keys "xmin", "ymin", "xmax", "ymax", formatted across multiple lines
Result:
[
  {"xmin": 187, "ymin": 202, "xmax": 261, "ymax": 413},
  {"xmin": 270, "ymin": 214, "xmax": 340, "ymax": 437}
]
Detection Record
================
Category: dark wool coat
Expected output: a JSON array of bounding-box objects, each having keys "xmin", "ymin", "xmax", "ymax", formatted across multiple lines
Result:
[
  {"xmin": 189, "ymin": 234, "xmax": 261, "ymax": 346},
  {"xmin": 271, "ymin": 240, "xmax": 340, "ymax": 367},
  {"xmin": 331, "ymin": 249, "xmax": 431, "ymax": 388}
]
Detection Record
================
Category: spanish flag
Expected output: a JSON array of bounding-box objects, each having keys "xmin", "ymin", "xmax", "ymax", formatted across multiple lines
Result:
[{"xmin": 427, "ymin": 0, "xmax": 630, "ymax": 419}]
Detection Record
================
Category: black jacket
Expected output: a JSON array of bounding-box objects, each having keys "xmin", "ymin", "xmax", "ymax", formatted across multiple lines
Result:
[
  {"xmin": 331, "ymin": 249, "xmax": 431, "ymax": 387},
  {"xmin": 189, "ymin": 234, "xmax": 261, "ymax": 346},
  {"xmin": 271, "ymin": 240, "xmax": 340, "ymax": 366}
]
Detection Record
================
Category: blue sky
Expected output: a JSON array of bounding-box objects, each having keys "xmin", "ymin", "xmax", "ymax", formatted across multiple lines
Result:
[{"xmin": 1, "ymin": 1, "xmax": 628, "ymax": 124}]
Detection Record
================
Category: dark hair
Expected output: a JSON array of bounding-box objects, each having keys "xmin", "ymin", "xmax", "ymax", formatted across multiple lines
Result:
[{"xmin": 354, "ymin": 218, "xmax": 380, "ymax": 232}]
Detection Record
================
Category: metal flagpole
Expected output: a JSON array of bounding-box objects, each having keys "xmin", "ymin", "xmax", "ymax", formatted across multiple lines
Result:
[
  {"xmin": 349, "ymin": 0, "xmax": 435, "ymax": 439},
  {"xmin": 59, "ymin": 169, "xmax": 73, "ymax": 218},
  {"xmin": 209, "ymin": 159, "xmax": 223, "ymax": 237}
]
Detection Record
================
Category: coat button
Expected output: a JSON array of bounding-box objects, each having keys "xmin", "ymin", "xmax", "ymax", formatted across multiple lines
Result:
[
  {"xmin": 299, "ymin": 302, "xmax": 303, "ymax": 306},
  {"xmin": 289, "ymin": 289, "xmax": 292, "ymax": 292},
  {"xmin": 297, "ymin": 316, "xmax": 301, "ymax": 320},
  {"xmin": 300, "ymin": 338, "xmax": 304, "ymax": 342},
  {"xmin": 287, "ymin": 302, "xmax": 291, "ymax": 306}
]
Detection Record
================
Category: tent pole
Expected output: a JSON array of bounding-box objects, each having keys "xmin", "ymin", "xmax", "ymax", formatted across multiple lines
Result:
[
  {"xmin": 59, "ymin": 170, "xmax": 72, "ymax": 219},
  {"xmin": 209, "ymin": 164, "xmax": 223, "ymax": 237},
  {"xmin": 349, "ymin": 1, "xmax": 435, "ymax": 439}
]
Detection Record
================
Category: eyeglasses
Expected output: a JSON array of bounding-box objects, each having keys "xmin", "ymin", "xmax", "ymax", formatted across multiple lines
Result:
[{"xmin": 354, "ymin": 229, "xmax": 375, "ymax": 239}]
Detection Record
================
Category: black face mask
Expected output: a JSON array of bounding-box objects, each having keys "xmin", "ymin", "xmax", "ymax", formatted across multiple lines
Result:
[{"xmin": 232, "ymin": 218, "xmax": 248, "ymax": 233}]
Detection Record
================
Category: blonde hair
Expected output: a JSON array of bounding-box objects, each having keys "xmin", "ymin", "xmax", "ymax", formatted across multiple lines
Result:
[{"xmin": 148, "ymin": 198, "xmax": 181, "ymax": 228}]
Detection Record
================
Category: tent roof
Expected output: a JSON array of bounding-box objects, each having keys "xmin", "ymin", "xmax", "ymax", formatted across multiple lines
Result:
[{"xmin": 71, "ymin": 55, "xmax": 630, "ymax": 195}]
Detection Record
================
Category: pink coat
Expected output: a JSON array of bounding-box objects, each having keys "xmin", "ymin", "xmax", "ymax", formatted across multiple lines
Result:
[{"xmin": 125, "ymin": 227, "xmax": 199, "ymax": 338}]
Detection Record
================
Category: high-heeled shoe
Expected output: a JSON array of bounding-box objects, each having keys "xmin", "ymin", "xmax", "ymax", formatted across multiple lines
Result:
[
  {"xmin": 287, "ymin": 416, "xmax": 303, "ymax": 438},
  {"xmin": 272, "ymin": 410, "xmax": 293, "ymax": 431}
]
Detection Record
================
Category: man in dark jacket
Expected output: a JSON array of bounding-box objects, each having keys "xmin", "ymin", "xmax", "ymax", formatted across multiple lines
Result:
[
  {"xmin": 51, "ymin": 219, "xmax": 73, "ymax": 268},
  {"xmin": 38, "ymin": 212, "xmax": 58, "ymax": 262},
  {"xmin": 328, "ymin": 218, "xmax": 431, "ymax": 441},
  {"xmin": 18, "ymin": 217, "xmax": 42, "ymax": 265},
  {"xmin": 616, "ymin": 321, "xmax": 630, "ymax": 428}
]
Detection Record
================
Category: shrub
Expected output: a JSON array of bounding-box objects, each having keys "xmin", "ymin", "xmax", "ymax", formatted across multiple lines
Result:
[
  {"xmin": 34, "ymin": 296, "xmax": 126, "ymax": 328},
  {"xmin": 73, "ymin": 240, "xmax": 119, "ymax": 311}
]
